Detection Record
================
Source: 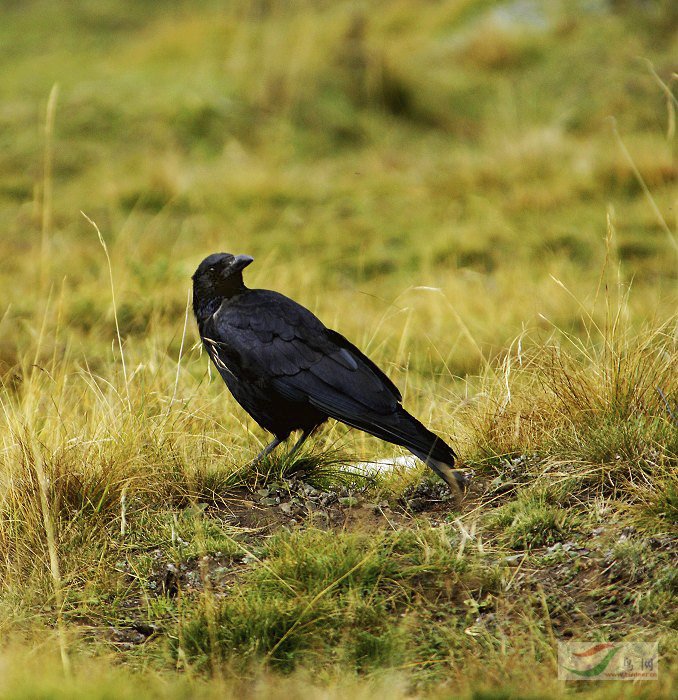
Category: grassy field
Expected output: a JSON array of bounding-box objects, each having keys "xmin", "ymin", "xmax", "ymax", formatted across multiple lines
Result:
[{"xmin": 0, "ymin": 1, "xmax": 676, "ymax": 697}]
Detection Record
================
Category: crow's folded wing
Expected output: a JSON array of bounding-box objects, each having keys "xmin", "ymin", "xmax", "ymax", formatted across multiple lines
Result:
[{"xmin": 205, "ymin": 292, "xmax": 402, "ymax": 419}]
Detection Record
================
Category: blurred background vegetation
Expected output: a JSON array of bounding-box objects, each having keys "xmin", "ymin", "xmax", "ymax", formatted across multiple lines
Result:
[{"xmin": 1, "ymin": 0, "xmax": 675, "ymax": 383}]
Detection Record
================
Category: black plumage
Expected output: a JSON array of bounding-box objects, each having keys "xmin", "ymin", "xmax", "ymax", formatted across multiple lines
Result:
[{"xmin": 192, "ymin": 252, "xmax": 466, "ymax": 492}]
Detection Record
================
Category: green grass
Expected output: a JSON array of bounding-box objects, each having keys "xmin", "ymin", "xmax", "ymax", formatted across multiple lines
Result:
[{"xmin": 0, "ymin": 0, "xmax": 676, "ymax": 697}]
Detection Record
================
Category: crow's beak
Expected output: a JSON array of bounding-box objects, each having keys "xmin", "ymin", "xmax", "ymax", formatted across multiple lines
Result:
[{"xmin": 231, "ymin": 254, "xmax": 254, "ymax": 272}]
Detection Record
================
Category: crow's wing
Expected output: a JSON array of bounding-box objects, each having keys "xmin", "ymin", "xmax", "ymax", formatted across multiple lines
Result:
[{"xmin": 205, "ymin": 290, "xmax": 402, "ymax": 419}]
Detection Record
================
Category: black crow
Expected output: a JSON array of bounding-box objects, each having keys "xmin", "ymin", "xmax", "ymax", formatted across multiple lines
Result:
[{"xmin": 192, "ymin": 252, "xmax": 466, "ymax": 492}]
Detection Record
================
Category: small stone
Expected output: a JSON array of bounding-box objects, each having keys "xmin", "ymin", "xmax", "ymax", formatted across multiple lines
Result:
[
  {"xmin": 408, "ymin": 497, "xmax": 428, "ymax": 512},
  {"xmin": 328, "ymin": 508, "xmax": 344, "ymax": 525},
  {"xmin": 110, "ymin": 627, "xmax": 146, "ymax": 645},
  {"xmin": 504, "ymin": 554, "xmax": 525, "ymax": 564},
  {"xmin": 132, "ymin": 622, "xmax": 156, "ymax": 637}
]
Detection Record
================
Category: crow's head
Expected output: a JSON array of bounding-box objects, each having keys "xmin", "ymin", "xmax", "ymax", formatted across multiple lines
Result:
[
  {"xmin": 192, "ymin": 252, "xmax": 254, "ymax": 284},
  {"xmin": 192, "ymin": 252, "xmax": 254, "ymax": 316}
]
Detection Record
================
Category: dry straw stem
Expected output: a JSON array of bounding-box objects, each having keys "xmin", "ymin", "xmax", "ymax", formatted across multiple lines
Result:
[
  {"xmin": 81, "ymin": 211, "xmax": 132, "ymax": 412},
  {"xmin": 26, "ymin": 437, "xmax": 71, "ymax": 677},
  {"xmin": 610, "ymin": 117, "xmax": 678, "ymax": 256},
  {"xmin": 643, "ymin": 59, "xmax": 677, "ymax": 140},
  {"xmin": 169, "ymin": 285, "xmax": 193, "ymax": 415},
  {"xmin": 40, "ymin": 82, "xmax": 59, "ymax": 287}
]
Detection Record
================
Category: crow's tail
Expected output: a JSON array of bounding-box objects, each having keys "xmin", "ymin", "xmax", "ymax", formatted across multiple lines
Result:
[{"xmin": 345, "ymin": 407, "xmax": 467, "ymax": 492}]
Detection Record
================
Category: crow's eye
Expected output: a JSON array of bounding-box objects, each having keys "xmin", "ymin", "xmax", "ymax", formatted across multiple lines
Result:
[{"xmin": 208, "ymin": 267, "xmax": 215, "ymax": 272}]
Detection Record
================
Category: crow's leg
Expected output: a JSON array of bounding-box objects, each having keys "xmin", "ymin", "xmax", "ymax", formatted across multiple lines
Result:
[
  {"xmin": 250, "ymin": 437, "xmax": 284, "ymax": 466},
  {"xmin": 287, "ymin": 426, "xmax": 318, "ymax": 459}
]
